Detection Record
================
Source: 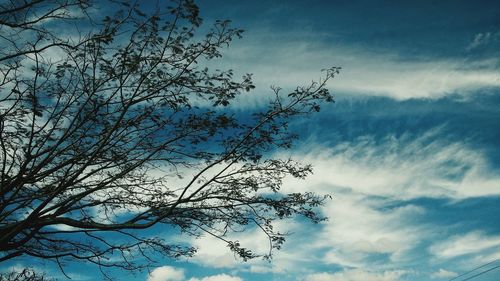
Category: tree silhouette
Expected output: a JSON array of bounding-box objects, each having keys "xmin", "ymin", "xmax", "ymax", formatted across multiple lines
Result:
[{"xmin": 0, "ymin": 0, "xmax": 339, "ymax": 278}]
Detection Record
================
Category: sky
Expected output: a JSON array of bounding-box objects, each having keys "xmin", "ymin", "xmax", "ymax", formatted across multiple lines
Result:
[{"xmin": 5, "ymin": 0, "xmax": 500, "ymax": 281}]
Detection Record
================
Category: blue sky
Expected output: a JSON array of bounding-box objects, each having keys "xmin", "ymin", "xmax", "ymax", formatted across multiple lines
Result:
[{"xmin": 5, "ymin": 1, "xmax": 500, "ymax": 281}]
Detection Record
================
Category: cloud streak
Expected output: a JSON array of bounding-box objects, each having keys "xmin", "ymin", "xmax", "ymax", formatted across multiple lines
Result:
[
  {"xmin": 301, "ymin": 269, "xmax": 408, "ymax": 281},
  {"xmin": 429, "ymin": 231, "xmax": 500, "ymax": 260},
  {"xmin": 284, "ymin": 128, "xmax": 500, "ymax": 200},
  {"xmin": 177, "ymin": 127, "xmax": 500, "ymax": 279},
  {"xmin": 216, "ymin": 34, "xmax": 500, "ymax": 104}
]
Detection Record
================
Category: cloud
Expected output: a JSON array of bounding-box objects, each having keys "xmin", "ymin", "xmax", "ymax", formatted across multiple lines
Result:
[
  {"xmin": 217, "ymin": 34, "xmax": 500, "ymax": 104},
  {"xmin": 429, "ymin": 231, "xmax": 500, "ymax": 260},
  {"xmin": 431, "ymin": 269, "xmax": 457, "ymax": 279},
  {"xmin": 271, "ymin": 128, "xmax": 500, "ymax": 269},
  {"xmin": 330, "ymin": 56, "xmax": 500, "ymax": 100},
  {"xmin": 185, "ymin": 180, "xmax": 424, "ymax": 272},
  {"xmin": 318, "ymin": 194, "xmax": 425, "ymax": 267},
  {"xmin": 466, "ymin": 31, "xmax": 500, "ymax": 51},
  {"xmin": 147, "ymin": 266, "xmax": 185, "ymax": 281},
  {"xmin": 301, "ymin": 269, "xmax": 407, "ymax": 281},
  {"xmin": 146, "ymin": 266, "xmax": 243, "ymax": 281},
  {"xmin": 186, "ymin": 226, "xmax": 272, "ymax": 269},
  {"xmin": 184, "ymin": 217, "xmax": 318, "ymax": 274},
  {"xmin": 467, "ymin": 251, "xmax": 500, "ymax": 267},
  {"xmin": 180, "ymin": 128, "xmax": 500, "ymax": 274},
  {"xmin": 283, "ymin": 128, "xmax": 500, "ymax": 200},
  {"xmin": 188, "ymin": 274, "xmax": 243, "ymax": 281}
]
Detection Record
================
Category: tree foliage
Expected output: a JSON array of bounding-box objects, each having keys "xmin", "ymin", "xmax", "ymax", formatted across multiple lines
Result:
[{"xmin": 0, "ymin": 0, "xmax": 339, "ymax": 278}]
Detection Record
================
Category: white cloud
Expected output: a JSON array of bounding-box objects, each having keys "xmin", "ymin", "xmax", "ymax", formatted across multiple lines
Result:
[
  {"xmin": 302, "ymin": 269, "xmax": 407, "ymax": 281},
  {"xmin": 186, "ymin": 190, "xmax": 423, "ymax": 271},
  {"xmin": 186, "ymin": 226, "xmax": 270, "ymax": 269},
  {"xmin": 147, "ymin": 266, "xmax": 185, "ymax": 281},
  {"xmin": 188, "ymin": 274, "xmax": 243, "ymax": 281},
  {"xmin": 271, "ymin": 129, "xmax": 500, "ymax": 269},
  {"xmin": 431, "ymin": 269, "xmax": 457, "ymax": 279},
  {"xmin": 318, "ymin": 193, "xmax": 425, "ymax": 267},
  {"xmin": 468, "ymin": 251, "xmax": 500, "ymax": 266},
  {"xmin": 184, "ymin": 217, "xmax": 318, "ymax": 274},
  {"xmin": 146, "ymin": 266, "xmax": 244, "ymax": 281},
  {"xmin": 181, "ymin": 128, "xmax": 500, "ymax": 273},
  {"xmin": 247, "ymin": 265, "xmax": 273, "ymax": 273},
  {"xmin": 217, "ymin": 35, "xmax": 500, "ymax": 103},
  {"xmin": 429, "ymin": 231, "xmax": 500, "ymax": 259},
  {"xmin": 186, "ymin": 222, "xmax": 308, "ymax": 274},
  {"xmin": 466, "ymin": 31, "xmax": 500, "ymax": 51},
  {"xmin": 283, "ymin": 129, "xmax": 500, "ymax": 200},
  {"xmin": 331, "ymin": 56, "xmax": 500, "ymax": 100}
]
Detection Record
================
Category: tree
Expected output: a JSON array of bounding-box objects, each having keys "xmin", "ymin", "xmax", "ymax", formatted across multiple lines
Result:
[{"xmin": 0, "ymin": 0, "xmax": 339, "ymax": 278}]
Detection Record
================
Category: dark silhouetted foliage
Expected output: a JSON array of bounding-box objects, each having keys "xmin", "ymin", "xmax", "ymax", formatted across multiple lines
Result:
[{"xmin": 0, "ymin": 0, "xmax": 339, "ymax": 279}]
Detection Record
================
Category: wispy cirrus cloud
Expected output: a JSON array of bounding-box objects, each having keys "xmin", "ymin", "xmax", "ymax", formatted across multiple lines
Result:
[
  {"xmin": 146, "ymin": 266, "xmax": 244, "ymax": 281},
  {"xmin": 318, "ymin": 194, "xmax": 425, "ymax": 267},
  {"xmin": 176, "ymin": 127, "xmax": 500, "ymax": 279},
  {"xmin": 466, "ymin": 31, "xmax": 500, "ymax": 51},
  {"xmin": 300, "ymin": 269, "xmax": 408, "ymax": 281},
  {"xmin": 216, "ymin": 34, "xmax": 500, "ymax": 104},
  {"xmin": 283, "ymin": 128, "xmax": 500, "ymax": 200},
  {"xmin": 430, "ymin": 269, "xmax": 458, "ymax": 279},
  {"xmin": 188, "ymin": 274, "xmax": 243, "ymax": 281},
  {"xmin": 429, "ymin": 231, "xmax": 500, "ymax": 260}
]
